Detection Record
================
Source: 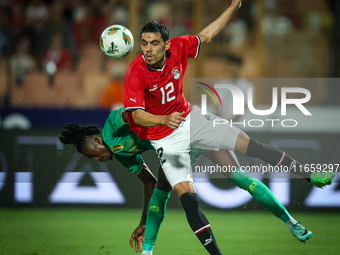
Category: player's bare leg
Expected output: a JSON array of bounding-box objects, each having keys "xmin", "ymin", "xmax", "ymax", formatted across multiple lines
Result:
[{"xmin": 173, "ymin": 181, "xmax": 195, "ymax": 196}]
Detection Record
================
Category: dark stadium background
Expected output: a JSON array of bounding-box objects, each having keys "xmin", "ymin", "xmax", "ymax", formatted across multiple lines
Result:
[{"xmin": 0, "ymin": 1, "xmax": 339, "ymax": 254}]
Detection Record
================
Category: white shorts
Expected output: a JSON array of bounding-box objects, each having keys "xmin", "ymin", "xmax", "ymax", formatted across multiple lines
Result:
[
  {"xmin": 151, "ymin": 105, "xmax": 241, "ymax": 188},
  {"xmin": 151, "ymin": 117, "xmax": 192, "ymax": 188},
  {"xmin": 190, "ymin": 105, "xmax": 241, "ymax": 151}
]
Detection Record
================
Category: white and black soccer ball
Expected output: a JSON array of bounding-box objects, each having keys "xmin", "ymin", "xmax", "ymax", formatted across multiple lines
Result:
[{"xmin": 99, "ymin": 25, "xmax": 134, "ymax": 59}]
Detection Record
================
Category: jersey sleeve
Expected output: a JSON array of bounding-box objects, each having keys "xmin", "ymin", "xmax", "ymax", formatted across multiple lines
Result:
[
  {"xmin": 114, "ymin": 153, "xmax": 144, "ymax": 175},
  {"xmin": 124, "ymin": 61, "xmax": 145, "ymax": 112},
  {"xmin": 179, "ymin": 35, "xmax": 201, "ymax": 59}
]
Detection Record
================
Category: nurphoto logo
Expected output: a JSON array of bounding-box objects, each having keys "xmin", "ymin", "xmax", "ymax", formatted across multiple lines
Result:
[{"xmin": 197, "ymin": 82, "xmax": 312, "ymax": 128}]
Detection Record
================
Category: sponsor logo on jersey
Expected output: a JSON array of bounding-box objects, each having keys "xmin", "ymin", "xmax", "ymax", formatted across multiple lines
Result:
[
  {"xmin": 111, "ymin": 144, "xmax": 124, "ymax": 153},
  {"xmin": 172, "ymin": 67, "xmax": 180, "ymax": 80},
  {"xmin": 130, "ymin": 97, "xmax": 137, "ymax": 103},
  {"xmin": 149, "ymin": 84, "xmax": 158, "ymax": 92}
]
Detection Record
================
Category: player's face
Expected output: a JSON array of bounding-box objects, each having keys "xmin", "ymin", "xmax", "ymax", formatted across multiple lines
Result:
[
  {"xmin": 83, "ymin": 137, "xmax": 113, "ymax": 162},
  {"xmin": 84, "ymin": 146, "xmax": 113, "ymax": 162},
  {"xmin": 141, "ymin": 32, "xmax": 170, "ymax": 68}
]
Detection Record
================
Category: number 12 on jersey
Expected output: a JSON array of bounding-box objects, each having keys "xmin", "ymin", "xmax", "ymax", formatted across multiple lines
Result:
[{"xmin": 160, "ymin": 82, "xmax": 175, "ymax": 104}]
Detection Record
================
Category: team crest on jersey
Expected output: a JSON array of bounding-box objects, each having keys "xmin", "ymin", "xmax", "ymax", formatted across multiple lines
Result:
[
  {"xmin": 111, "ymin": 144, "xmax": 124, "ymax": 153},
  {"xmin": 172, "ymin": 67, "xmax": 180, "ymax": 80}
]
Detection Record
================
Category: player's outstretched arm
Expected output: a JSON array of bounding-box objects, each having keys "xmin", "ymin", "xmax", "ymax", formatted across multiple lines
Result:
[
  {"xmin": 129, "ymin": 164, "xmax": 157, "ymax": 253},
  {"xmin": 198, "ymin": 0, "xmax": 242, "ymax": 48},
  {"xmin": 132, "ymin": 109, "xmax": 185, "ymax": 129}
]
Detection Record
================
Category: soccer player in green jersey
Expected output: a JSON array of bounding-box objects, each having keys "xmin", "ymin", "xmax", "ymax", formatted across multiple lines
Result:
[{"xmin": 59, "ymin": 107, "xmax": 334, "ymax": 254}]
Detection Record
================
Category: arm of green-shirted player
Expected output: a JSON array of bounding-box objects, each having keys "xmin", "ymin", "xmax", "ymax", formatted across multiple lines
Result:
[
  {"xmin": 129, "ymin": 163, "xmax": 157, "ymax": 253},
  {"xmin": 114, "ymin": 153, "xmax": 158, "ymax": 252}
]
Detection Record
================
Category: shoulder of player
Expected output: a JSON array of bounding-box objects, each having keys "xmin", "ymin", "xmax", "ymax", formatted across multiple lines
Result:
[
  {"xmin": 126, "ymin": 54, "xmax": 146, "ymax": 75},
  {"xmin": 129, "ymin": 53, "xmax": 144, "ymax": 67},
  {"xmin": 170, "ymin": 35, "xmax": 190, "ymax": 41},
  {"xmin": 170, "ymin": 35, "xmax": 198, "ymax": 44},
  {"xmin": 102, "ymin": 108, "xmax": 126, "ymax": 134},
  {"xmin": 105, "ymin": 109, "xmax": 119, "ymax": 123},
  {"xmin": 168, "ymin": 35, "xmax": 200, "ymax": 54}
]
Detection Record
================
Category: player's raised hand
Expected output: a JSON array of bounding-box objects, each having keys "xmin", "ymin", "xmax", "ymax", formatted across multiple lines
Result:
[
  {"xmin": 164, "ymin": 111, "xmax": 186, "ymax": 129},
  {"xmin": 129, "ymin": 224, "xmax": 145, "ymax": 253},
  {"xmin": 231, "ymin": 0, "xmax": 242, "ymax": 9}
]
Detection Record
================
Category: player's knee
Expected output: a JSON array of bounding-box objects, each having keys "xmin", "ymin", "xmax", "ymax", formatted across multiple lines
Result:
[
  {"xmin": 174, "ymin": 181, "xmax": 195, "ymax": 197},
  {"xmin": 234, "ymin": 132, "xmax": 250, "ymax": 154}
]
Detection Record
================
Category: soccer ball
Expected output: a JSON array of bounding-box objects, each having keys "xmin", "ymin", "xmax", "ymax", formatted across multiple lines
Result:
[{"xmin": 99, "ymin": 25, "xmax": 134, "ymax": 59}]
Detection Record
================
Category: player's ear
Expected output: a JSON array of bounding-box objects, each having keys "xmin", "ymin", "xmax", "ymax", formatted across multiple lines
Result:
[
  {"xmin": 93, "ymin": 135, "xmax": 102, "ymax": 145},
  {"xmin": 165, "ymin": 40, "xmax": 170, "ymax": 51}
]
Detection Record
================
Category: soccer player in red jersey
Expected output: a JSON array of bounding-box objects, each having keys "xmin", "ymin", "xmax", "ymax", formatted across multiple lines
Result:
[
  {"xmin": 124, "ymin": 12, "xmax": 233, "ymax": 255},
  {"xmin": 124, "ymin": 0, "xmax": 334, "ymax": 254}
]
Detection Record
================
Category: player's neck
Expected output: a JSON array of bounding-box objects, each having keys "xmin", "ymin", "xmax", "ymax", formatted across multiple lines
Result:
[{"xmin": 147, "ymin": 56, "xmax": 166, "ymax": 70}]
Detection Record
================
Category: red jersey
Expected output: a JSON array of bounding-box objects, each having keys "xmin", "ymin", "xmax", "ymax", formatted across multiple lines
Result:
[{"xmin": 124, "ymin": 35, "xmax": 200, "ymax": 140}]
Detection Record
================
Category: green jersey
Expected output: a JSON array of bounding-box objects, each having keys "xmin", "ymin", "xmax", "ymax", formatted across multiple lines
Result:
[
  {"xmin": 100, "ymin": 107, "xmax": 206, "ymax": 175},
  {"xmin": 100, "ymin": 108, "xmax": 153, "ymax": 174}
]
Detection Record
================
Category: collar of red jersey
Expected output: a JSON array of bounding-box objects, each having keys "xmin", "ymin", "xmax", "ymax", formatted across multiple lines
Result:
[{"xmin": 142, "ymin": 55, "xmax": 166, "ymax": 71}]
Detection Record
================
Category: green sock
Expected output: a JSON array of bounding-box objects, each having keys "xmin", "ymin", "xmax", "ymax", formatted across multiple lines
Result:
[
  {"xmin": 230, "ymin": 168, "xmax": 291, "ymax": 223},
  {"xmin": 143, "ymin": 188, "xmax": 170, "ymax": 251}
]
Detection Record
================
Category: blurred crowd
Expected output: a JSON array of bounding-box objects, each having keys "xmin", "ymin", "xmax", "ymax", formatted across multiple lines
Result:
[
  {"xmin": 1, "ymin": 0, "xmax": 129, "ymax": 76},
  {"xmin": 0, "ymin": 0, "xmax": 338, "ymax": 109},
  {"xmin": 0, "ymin": 0, "xmax": 132, "ymax": 108}
]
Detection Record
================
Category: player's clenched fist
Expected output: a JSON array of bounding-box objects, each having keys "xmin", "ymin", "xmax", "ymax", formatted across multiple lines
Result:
[{"xmin": 164, "ymin": 111, "xmax": 186, "ymax": 129}]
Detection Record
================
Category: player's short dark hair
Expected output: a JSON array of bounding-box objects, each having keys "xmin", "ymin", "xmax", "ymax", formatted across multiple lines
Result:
[
  {"xmin": 141, "ymin": 21, "xmax": 169, "ymax": 42},
  {"xmin": 59, "ymin": 124, "xmax": 101, "ymax": 153},
  {"xmin": 226, "ymin": 54, "xmax": 243, "ymax": 66}
]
